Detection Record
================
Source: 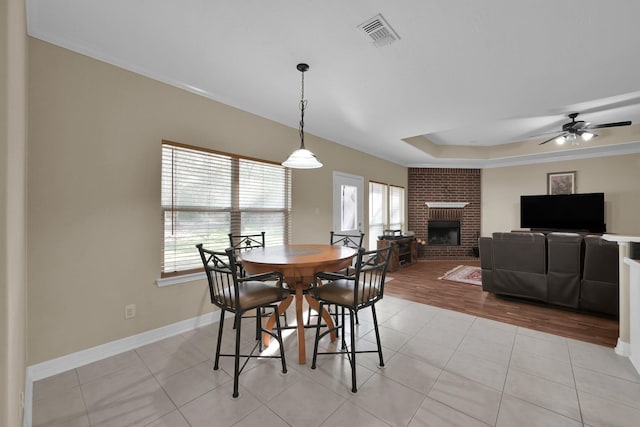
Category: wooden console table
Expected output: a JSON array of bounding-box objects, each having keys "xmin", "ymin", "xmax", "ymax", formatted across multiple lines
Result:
[{"xmin": 377, "ymin": 237, "xmax": 417, "ymax": 272}]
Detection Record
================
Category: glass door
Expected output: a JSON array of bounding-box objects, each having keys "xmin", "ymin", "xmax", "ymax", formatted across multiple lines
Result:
[{"xmin": 333, "ymin": 171, "xmax": 364, "ymax": 237}]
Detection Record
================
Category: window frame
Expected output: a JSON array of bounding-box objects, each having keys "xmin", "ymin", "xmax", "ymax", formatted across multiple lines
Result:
[
  {"xmin": 368, "ymin": 181, "xmax": 405, "ymax": 249},
  {"xmin": 160, "ymin": 140, "xmax": 291, "ymax": 278}
]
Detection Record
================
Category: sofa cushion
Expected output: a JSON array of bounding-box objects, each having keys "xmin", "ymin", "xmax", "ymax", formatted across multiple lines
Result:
[
  {"xmin": 546, "ymin": 232, "xmax": 583, "ymax": 308},
  {"xmin": 491, "ymin": 232, "xmax": 547, "ymax": 302}
]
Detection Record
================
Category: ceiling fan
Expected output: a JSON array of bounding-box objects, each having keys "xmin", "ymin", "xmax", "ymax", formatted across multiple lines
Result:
[{"xmin": 538, "ymin": 112, "xmax": 632, "ymax": 145}]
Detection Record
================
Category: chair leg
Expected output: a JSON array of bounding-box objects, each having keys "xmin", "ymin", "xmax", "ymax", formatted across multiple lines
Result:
[
  {"xmin": 309, "ymin": 303, "xmax": 338, "ymax": 334},
  {"xmin": 214, "ymin": 309, "xmax": 225, "ymax": 370},
  {"xmin": 371, "ymin": 305, "xmax": 384, "ymax": 368},
  {"xmin": 232, "ymin": 312, "xmax": 242, "ymax": 398},
  {"xmin": 333, "ymin": 305, "xmax": 357, "ymax": 333},
  {"xmin": 349, "ymin": 308, "xmax": 357, "ymax": 393},
  {"xmin": 311, "ymin": 302, "xmax": 324, "ymax": 369},
  {"xmin": 273, "ymin": 306, "xmax": 287, "ymax": 374},
  {"xmin": 256, "ymin": 308, "xmax": 262, "ymax": 345},
  {"xmin": 341, "ymin": 307, "xmax": 347, "ymax": 350}
]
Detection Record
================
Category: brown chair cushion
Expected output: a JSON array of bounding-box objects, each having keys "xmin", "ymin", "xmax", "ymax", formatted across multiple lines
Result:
[
  {"xmin": 216, "ymin": 281, "xmax": 289, "ymax": 310},
  {"xmin": 315, "ymin": 279, "xmax": 379, "ymax": 308}
]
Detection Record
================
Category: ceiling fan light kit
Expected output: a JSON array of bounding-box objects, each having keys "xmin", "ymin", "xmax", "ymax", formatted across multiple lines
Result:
[
  {"xmin": 555, "ymin": 130, "xmax": 595, "ymax": 145},
  {"xmin": 581, "ymin": 131, "xmax": 595, "ymax": 141},
  {"xmin": 539, "ymin": 112, "xmax": 632, "ymax": 146}
]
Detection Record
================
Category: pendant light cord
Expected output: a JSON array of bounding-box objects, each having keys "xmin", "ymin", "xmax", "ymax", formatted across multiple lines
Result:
[{"xmin": 299, "ymin": 70, "xmax": 307, "ymax": 149}]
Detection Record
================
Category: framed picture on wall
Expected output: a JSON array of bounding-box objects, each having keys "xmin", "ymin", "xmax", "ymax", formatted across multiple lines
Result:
[{"xmin": 547, "ymin": 171, "xmax": 576, "ymax": 195}]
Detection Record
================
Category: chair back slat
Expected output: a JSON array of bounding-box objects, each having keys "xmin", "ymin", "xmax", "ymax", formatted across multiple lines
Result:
[
  {"xmin": 352, "ymin": 245, "xmax": 393, "ymax": 307},
  {"xmin": 229, "ymin": 232, "xmax": 266, "ymax": 254},
  {"xmin": 197, "ymin": 244, "xmax": 241, "ymax": 311},
  {"xmin": 228, "ymin": 232, "xmax": 266, "ymax": 276},
  {"xmin": 330, "ymin": 231, "xmax": 365, "ymax": 249}
]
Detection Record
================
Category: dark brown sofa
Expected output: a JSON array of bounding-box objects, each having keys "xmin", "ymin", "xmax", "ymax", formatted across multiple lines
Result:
[
  {"xmin": 580, "ymin": 236, "xmax": 619, "ymax": 316},
  {"xmin": 479, "ymin": 232, "xmax": 619, "ymax": 316}
]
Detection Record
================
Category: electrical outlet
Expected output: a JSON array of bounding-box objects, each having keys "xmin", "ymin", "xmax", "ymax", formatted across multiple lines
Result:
[{"xmin": 125, "ymin": 304, "xmax": 136, "ymax": 319}]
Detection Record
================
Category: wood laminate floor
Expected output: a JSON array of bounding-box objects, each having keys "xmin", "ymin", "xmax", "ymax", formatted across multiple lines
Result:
[{"xmin": 385, "ymin": 259, "xmax": 619, "ymax": 348}]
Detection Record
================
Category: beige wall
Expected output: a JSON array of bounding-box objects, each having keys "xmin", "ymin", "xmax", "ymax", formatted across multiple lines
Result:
[
  {"xmin": 1, "ymin": 0, "xmax": 28, "ymax": 424},
  {"xmin": 482, "ymin": 154, "xmax": 640, "ymax": 235},
  {"xmin": 28, "ymin": 34, "xmax": 640, "ymax": 370},
  {"xmin": 27, "ymin": 38, "xmax": 407, "ymax": 364}
]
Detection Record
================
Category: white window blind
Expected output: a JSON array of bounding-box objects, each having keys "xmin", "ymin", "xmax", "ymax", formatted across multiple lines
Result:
[
  {"xmin": 161, "ymin": 141, "xmax": 291, "ymax": 277},
  {"xmin": 389, "ymin": 185, "xmax": 405, "ymax": 231},
  {"xmin": 368, "ymin": 182, "xmax": 388, "ymax": 249},
  {"xmin": 368, "ymin": 182, "xmax": 405, "ymax": 249}
]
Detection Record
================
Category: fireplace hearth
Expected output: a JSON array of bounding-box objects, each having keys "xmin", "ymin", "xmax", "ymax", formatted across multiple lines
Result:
[{"xmin": 428, "ymin": 220, "xmax": 461, "ymax": 246}]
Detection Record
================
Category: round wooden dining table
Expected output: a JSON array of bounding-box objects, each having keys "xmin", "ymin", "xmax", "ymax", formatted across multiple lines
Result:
[{"xmin": 240, "ymin": 244, "xmax": 357, "ymax": 364}]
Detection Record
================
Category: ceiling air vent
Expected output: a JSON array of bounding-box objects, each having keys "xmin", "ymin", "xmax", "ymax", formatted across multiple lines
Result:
[{"xmin": 358, "ymin": 13, "xmax": 400, "ymax": 47}]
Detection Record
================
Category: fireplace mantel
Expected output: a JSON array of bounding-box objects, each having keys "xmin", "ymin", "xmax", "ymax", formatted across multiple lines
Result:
[{"xmin": 425, "ymin": 202, "xmax": 469, "ymax": 208}]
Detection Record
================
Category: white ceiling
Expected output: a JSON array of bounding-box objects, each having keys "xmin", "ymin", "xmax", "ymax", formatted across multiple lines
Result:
[{"xmin": 26, "ymin": 0, "xmax": 640, "ymax": 167}]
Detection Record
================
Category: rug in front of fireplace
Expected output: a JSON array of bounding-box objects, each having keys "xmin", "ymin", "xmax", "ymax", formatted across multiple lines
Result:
[{"xmin": 439, "ymin": 265, "xmax": 482, "ymax": 286}]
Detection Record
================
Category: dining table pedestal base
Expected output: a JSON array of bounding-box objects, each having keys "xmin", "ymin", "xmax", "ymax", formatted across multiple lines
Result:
[
  {"xmin": 240, "ymin": 244, "xmax": 357, "ymax": 365},
  {"xmin": 262, "ymin": 280, "xmax": 337, "ymax": 364}
]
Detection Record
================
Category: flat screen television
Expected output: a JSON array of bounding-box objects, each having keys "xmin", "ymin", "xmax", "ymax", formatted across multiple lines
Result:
[{"xmin": 520, "ymin": 192, "xmax": 605, "ymax": 233}]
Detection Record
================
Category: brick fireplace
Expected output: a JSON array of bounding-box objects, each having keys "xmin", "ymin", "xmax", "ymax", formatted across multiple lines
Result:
[{"xmin": 408, "ymin": 168, "xmax": 481, "ymax": 258}]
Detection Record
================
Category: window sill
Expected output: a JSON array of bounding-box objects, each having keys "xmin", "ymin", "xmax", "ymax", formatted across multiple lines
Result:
[{"xmin": 156, "ymin": 272, "xmax": 206, "ymax": 287}]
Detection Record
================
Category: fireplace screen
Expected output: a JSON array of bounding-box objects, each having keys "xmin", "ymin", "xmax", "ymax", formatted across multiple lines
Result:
[{"xmin": 428, "ymin": 220, "xmax": 461, "ymax": 246}]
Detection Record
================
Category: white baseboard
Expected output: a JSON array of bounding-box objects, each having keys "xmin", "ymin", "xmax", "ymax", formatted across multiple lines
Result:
[
  {"xmin": 615, "ymin": 338, "xmax": 631, "ymax": 357},
  {"xmin": 23, "ymin": 309, "xmax": 227, "ymax": 427}
]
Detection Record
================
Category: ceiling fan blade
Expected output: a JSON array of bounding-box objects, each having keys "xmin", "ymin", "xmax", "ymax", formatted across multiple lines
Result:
[
  {"xmin": 527, "ymin": 129, "xmax": 565, "ymax": 138},
  {"xmin": 589, "ymin": 121, "xmax": 632, "ymax": 129},
  {"xmin": 539, "ymin": 133, "xmax": 564, "ymax": 145}
]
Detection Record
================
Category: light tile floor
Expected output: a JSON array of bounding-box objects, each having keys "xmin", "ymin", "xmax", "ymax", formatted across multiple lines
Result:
[{"xmin": 32, "ymin": 296, "xmax": 640, "ymax": 427}]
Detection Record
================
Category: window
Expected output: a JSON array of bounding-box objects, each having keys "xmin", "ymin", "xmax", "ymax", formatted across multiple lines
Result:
[
  {"xmin": 368, "ymin": 182, "xmax": 405, "ymax": 249},
  {"xmin": 368, "ymin": 182, "xmax": 387, "ymax": 249},
  {"xmin": 161, "ymin": 141, "xmax": 291, "ymax": 277},
  {"xmin": 389, "ymin": 185, "xmax": 405, "ymax": 231}
]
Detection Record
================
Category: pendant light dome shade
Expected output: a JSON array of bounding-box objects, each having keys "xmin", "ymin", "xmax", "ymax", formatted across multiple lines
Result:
[
  {"xmin": 282, "ymin": 148, "xmax": 323, "ymax": 169},
  {"xmin": 282, "ymin": 63, "xmax": 323, "ymax": 169}
]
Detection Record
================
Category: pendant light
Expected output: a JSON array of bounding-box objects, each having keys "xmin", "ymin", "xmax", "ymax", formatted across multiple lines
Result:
[{"xmin": 282, "ymin": 63, "xmax": 323, "ymax": 169}]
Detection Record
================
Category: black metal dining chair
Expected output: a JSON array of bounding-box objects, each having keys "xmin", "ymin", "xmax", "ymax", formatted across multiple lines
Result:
[
  {"xmin": 228, "ymin": 232, "xmax": 288, "ymax": 329},
  {"xmin": 333, "ymin": 232, "xmax": 366, "ymax": 325},
  {"xmin": 309, "ymin": 231, "xmax": 365, "ymax": 325},
  {"xmin": 310, "ymin": 244, "xmax": 393, "ymax": 393},
  {"xmin": 197, "ymin": 244, "xmax": 288, "ymax": 398},
  {"xmin": 331, "ymin": 231, "xmax": 364, "ymax": 274}
]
